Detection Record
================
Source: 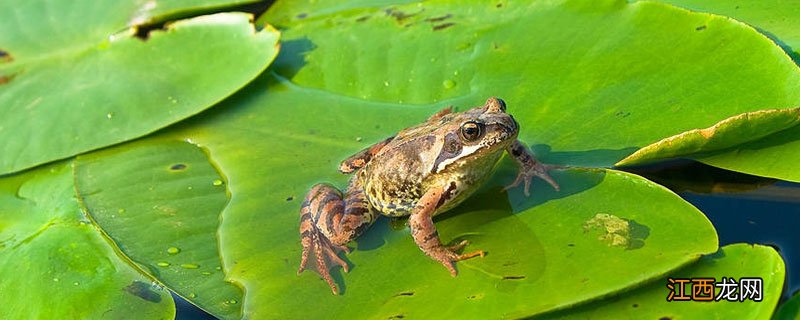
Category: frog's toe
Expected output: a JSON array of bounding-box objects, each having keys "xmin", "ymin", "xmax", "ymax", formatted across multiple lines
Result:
[
  {"xmin": 506, "ymin": 164, "xmax": 561, "ymax": 196},
  {"xmin": 431, "ymin": 246, "xmax": 485, "ymax": 277},
  {"xmin": 298, "ymin": 227, "xmax": 349, "ymax": 294},
  {"xmin": 447, "ymin": 239, "xmax": 470, "ymax": 252}
]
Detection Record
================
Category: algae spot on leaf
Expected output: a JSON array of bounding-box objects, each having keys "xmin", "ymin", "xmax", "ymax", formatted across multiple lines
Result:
[{"xmin": 583, "ymin": 213, "xmax": 650, "ymax": 250}]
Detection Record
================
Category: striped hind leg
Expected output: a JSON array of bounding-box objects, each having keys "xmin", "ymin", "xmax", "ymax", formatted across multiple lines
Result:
[{"xmin": 298, "ymin": 179, "xmax": 377, "ymax": 294}]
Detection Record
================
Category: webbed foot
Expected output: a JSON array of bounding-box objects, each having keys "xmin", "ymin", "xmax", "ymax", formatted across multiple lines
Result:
[
  {"xmin": 505, "ymin": 162, "xmax": 561, "ymax": 196},
  {"xmin": 430, "ymin": 240, "xmax": 485, "ymax": 276},
  {"xmin": 298, "ymin": 222, "xmax": 350, "ymax": 295}
]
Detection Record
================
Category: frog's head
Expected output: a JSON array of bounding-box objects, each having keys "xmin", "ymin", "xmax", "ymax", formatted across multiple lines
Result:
[{"xmin": 430, "ymin": 97, "xmax": 519, "ymax": 174}]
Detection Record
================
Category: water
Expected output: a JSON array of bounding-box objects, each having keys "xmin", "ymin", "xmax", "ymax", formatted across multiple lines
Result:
[{"xmin": 632, "ymin": 160, "xmax": 800, "ymax": 301}]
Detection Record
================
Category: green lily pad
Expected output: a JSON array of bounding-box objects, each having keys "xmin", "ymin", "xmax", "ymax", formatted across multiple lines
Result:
[
  {"xmin": 616, "ymin": 108, "xmax": 800, "ymax": 182},
  {"xmin": 775, "ymin": 291, "xmax": 800, "ymax": 320},
  {"xmin": 74, "ymin": 141, "xmax": 243, "ymax": 319},
  {"xmin": 74, "ymin": 73, "xmax": 718, "ymax": 318},
  {"xmin": 132, "ymin": 0, "xmax": 262, "ymax": 25},
  {"xmin": 652, "ymin": 0, "xmax": 800, "ymax": 59},
  {"xmin": 0, "ymin": 163, "xmax": 174, "ymax": 319},
  {"xmin": 614, "ymin": 1, "xmax": 800, "ymax": 182},
  {"xmin": 0, "ymin": 5, "xmax": 279, "ymax": 175},
  {"xmin": 537, "ymin": 243, "xmax": 785, "ymax": 320},
  {"xmin": 263, "ymin": 0, "xmax": 800, "ymax": 168},
  {"xmin": 68, "ymin": 0, "xmax": 800, "ymax": 318}
]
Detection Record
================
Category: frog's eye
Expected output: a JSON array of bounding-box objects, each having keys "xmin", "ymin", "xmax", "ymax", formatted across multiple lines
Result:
[{"xmin": 460, "ymin": 121, "xmax": 484, "ymax": 141}]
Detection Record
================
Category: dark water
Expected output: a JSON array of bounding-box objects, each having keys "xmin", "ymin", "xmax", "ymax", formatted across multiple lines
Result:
[
  {"xmin": 631, "ymin": 160, "xmax": 800, "ymax": 302},
  {"xmin": 175, "ymin": 160, "xmax": 800, "ymax": 319}
]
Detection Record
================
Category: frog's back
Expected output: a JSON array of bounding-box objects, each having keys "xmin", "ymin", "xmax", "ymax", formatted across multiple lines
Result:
[{"xmin": 359, "ymin": 132, "xmax": 436, "ymax": 217}]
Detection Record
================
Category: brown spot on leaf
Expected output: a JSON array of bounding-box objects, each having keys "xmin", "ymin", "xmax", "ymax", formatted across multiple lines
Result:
[
  {"xmin": 356, "ymin": 15, "xmax": 370, "ymax": 22},
  {"xmin": 388, "ymin": 315, "xmax": 405, "ymax": 319},
  {"xmin": 0, "ymin": 49, "xmax": 12, "ymax": 63},
  {"xmin": 385, "ymin": 8, "xmax": 418, "ymax": 22},
  {"xmin": 170, "ymin": 163, "xmax": 187, "ymax": 171},
  {"xmin": 286, "ymin": 196, "xmax": 294, "ymax": 201},
  {"xmin": 0, "ymin": 74, "xmax": 15, "ymax": 85},
  {"xmin": 394, "ymin": 291, "xmax": 414, "ymax": 297},
  {"xmin": 502, "ymin": 275, "xmax": 526, "ymax": 280},
  {"xmin": 496, "ymin": 3, "xmax": 504, "ymax": 8},
  {"xmin": 425, "ymin": 14, "xmax": 452, "ymax": 22},
  {"xmin": 433, "ymin": 22, "xmax": 455, "ymax": 31},
  {"xmin": 696, "ymin": 25, "xmax": 706, "ymax": 31},
  {"xmin": 659, "ymin": 317, "xmax": 672, "ymax": 320},
  {"xmin": 699, "ymin": 127, "xmax": 715, "ymax": 139},
  {"xmin": 296, "ymin": 13, "xmax": 308, "ymax": 19}
]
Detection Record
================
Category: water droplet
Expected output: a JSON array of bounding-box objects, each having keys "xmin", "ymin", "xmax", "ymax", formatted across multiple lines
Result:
[
  {"xmin": 187, "ymin": 186, "xmax": 193, "ymax": 190},
  {"xmin": 212, "ymin": 179, "xmax": 223, "ymax": 186},
  {"xmin": 356, "ymin": 137, "xmax": 363, "ymax": 142},
  {"xmin": 201, "ymin": 271, "xmax": 211, "ymax": 275},
  {"xmin": 215, "ymin": 266, "xmax": 222, "ymax": 271},
  {"xmin": 106, "ymin": 112, "xmax": 113, "ymax": 119},
  {"xmin": 118, "ymin": 208, "xmax": 125, "ymax": 214},
  {"xmin": 383, "ymin": 81, "xmax": 390, "ymax": 86},
  {"xmin": 157, "ymin": 262, "xmax": 170, "ymax": 267},
  {"xmin": 430, "ymin": 57, "xmax": 438, "ymax": 62},
  {"xmin": 73, "ymin": 282, "xmax": 79, "ymax": 286},
  {"xmin": 52, "ymin": 278, "xmax": 59, "ymax": 282},
  {"xmin": 148, "ymin": 186, "xmax": 154, "ymax": 191},
  {"xmin": 167, "ymin": 247, "xmax": 180, "ymax": 254},
  {"xmin": 442, "ymin": 80, "xmax": 456, "ymax": 89},
  {"xmin": 188, "ymin": 293, "xmax": 197, "ymax": 298},
  {"xmin": 168, "ymin": 96, "xmax": 178, "ymax": 104},
  {"xmin": 181, "ymin": 263, "xmax": 200, "ymax": 269},
  {"xmin": 453, "ymin": 70, "xmax": 459, "ymax": 76},
  {"xmin": 228, "ymin": 299, "xmax": 238, "ymax": 304}
]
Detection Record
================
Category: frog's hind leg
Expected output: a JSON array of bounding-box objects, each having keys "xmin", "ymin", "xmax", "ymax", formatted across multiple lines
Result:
[
  {"xmin": 298, "ymin": 180, "xmax": 378, "ymax": 294},
  {"xmin": 298, "ymin": 184, "xmax": 348, "ymax": 294}
]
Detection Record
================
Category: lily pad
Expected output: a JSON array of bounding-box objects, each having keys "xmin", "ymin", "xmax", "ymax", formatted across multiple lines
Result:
[
  {"xmin": 0, "ymin": 163, "xmax": 174, "ymax": 319},
  {"xmin": 775, "ymin": 291, "xmax": 800, "ymax": 320},
  {"xmin": 0, "ymin": 4, "xmax": 280, "ymax": 175},
  {"xmin": 616, "ymin": 108, "xmax": 800, "ymax": 182},
  {"xmin": 74, "ymin": 141, "xmax": 243, "ymax": 319},
  {"xmin": 74, "ymin": 73, "xmax": 718, "ymax": 318},
  {"xmin": 131, "ymin": 0, "xmax": 262, "ymax": 25},
  {"xmin": 263, "ymin": 0, "xmax": 800, "ymax": 168},
  {"xmin": 537, "ymin": 243, "xmax": 785, "ymax": 320},
  {"xmin": 65, "ymin": 0, "xmax": 800, "ymax": 318},
  {"xmin": 653, "ymin": 0, "xmax": 800, "ymax": 59}
]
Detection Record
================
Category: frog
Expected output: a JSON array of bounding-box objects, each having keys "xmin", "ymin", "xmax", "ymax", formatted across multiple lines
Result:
[{"xmin": 297, "ymin": 97, "xmax": 560, "ymax": 294}]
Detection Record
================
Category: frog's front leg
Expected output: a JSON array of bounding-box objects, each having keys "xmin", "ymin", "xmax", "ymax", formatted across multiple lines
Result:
[
  {"xmin": 409, "ymin": 186, "xmax": 485, "ymax": 275},
  {"xmin": 505, "ymin": 140, "xmax": 561, "ymax": 196},
  {"xmin": 298, "ymin": 178, "xmax": 378, "ymax": 294}
]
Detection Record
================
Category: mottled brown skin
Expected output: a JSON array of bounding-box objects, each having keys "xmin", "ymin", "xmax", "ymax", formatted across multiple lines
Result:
[{"xmin": 298, "ymin": 97, "xmax": 560, "ymax": 294}]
